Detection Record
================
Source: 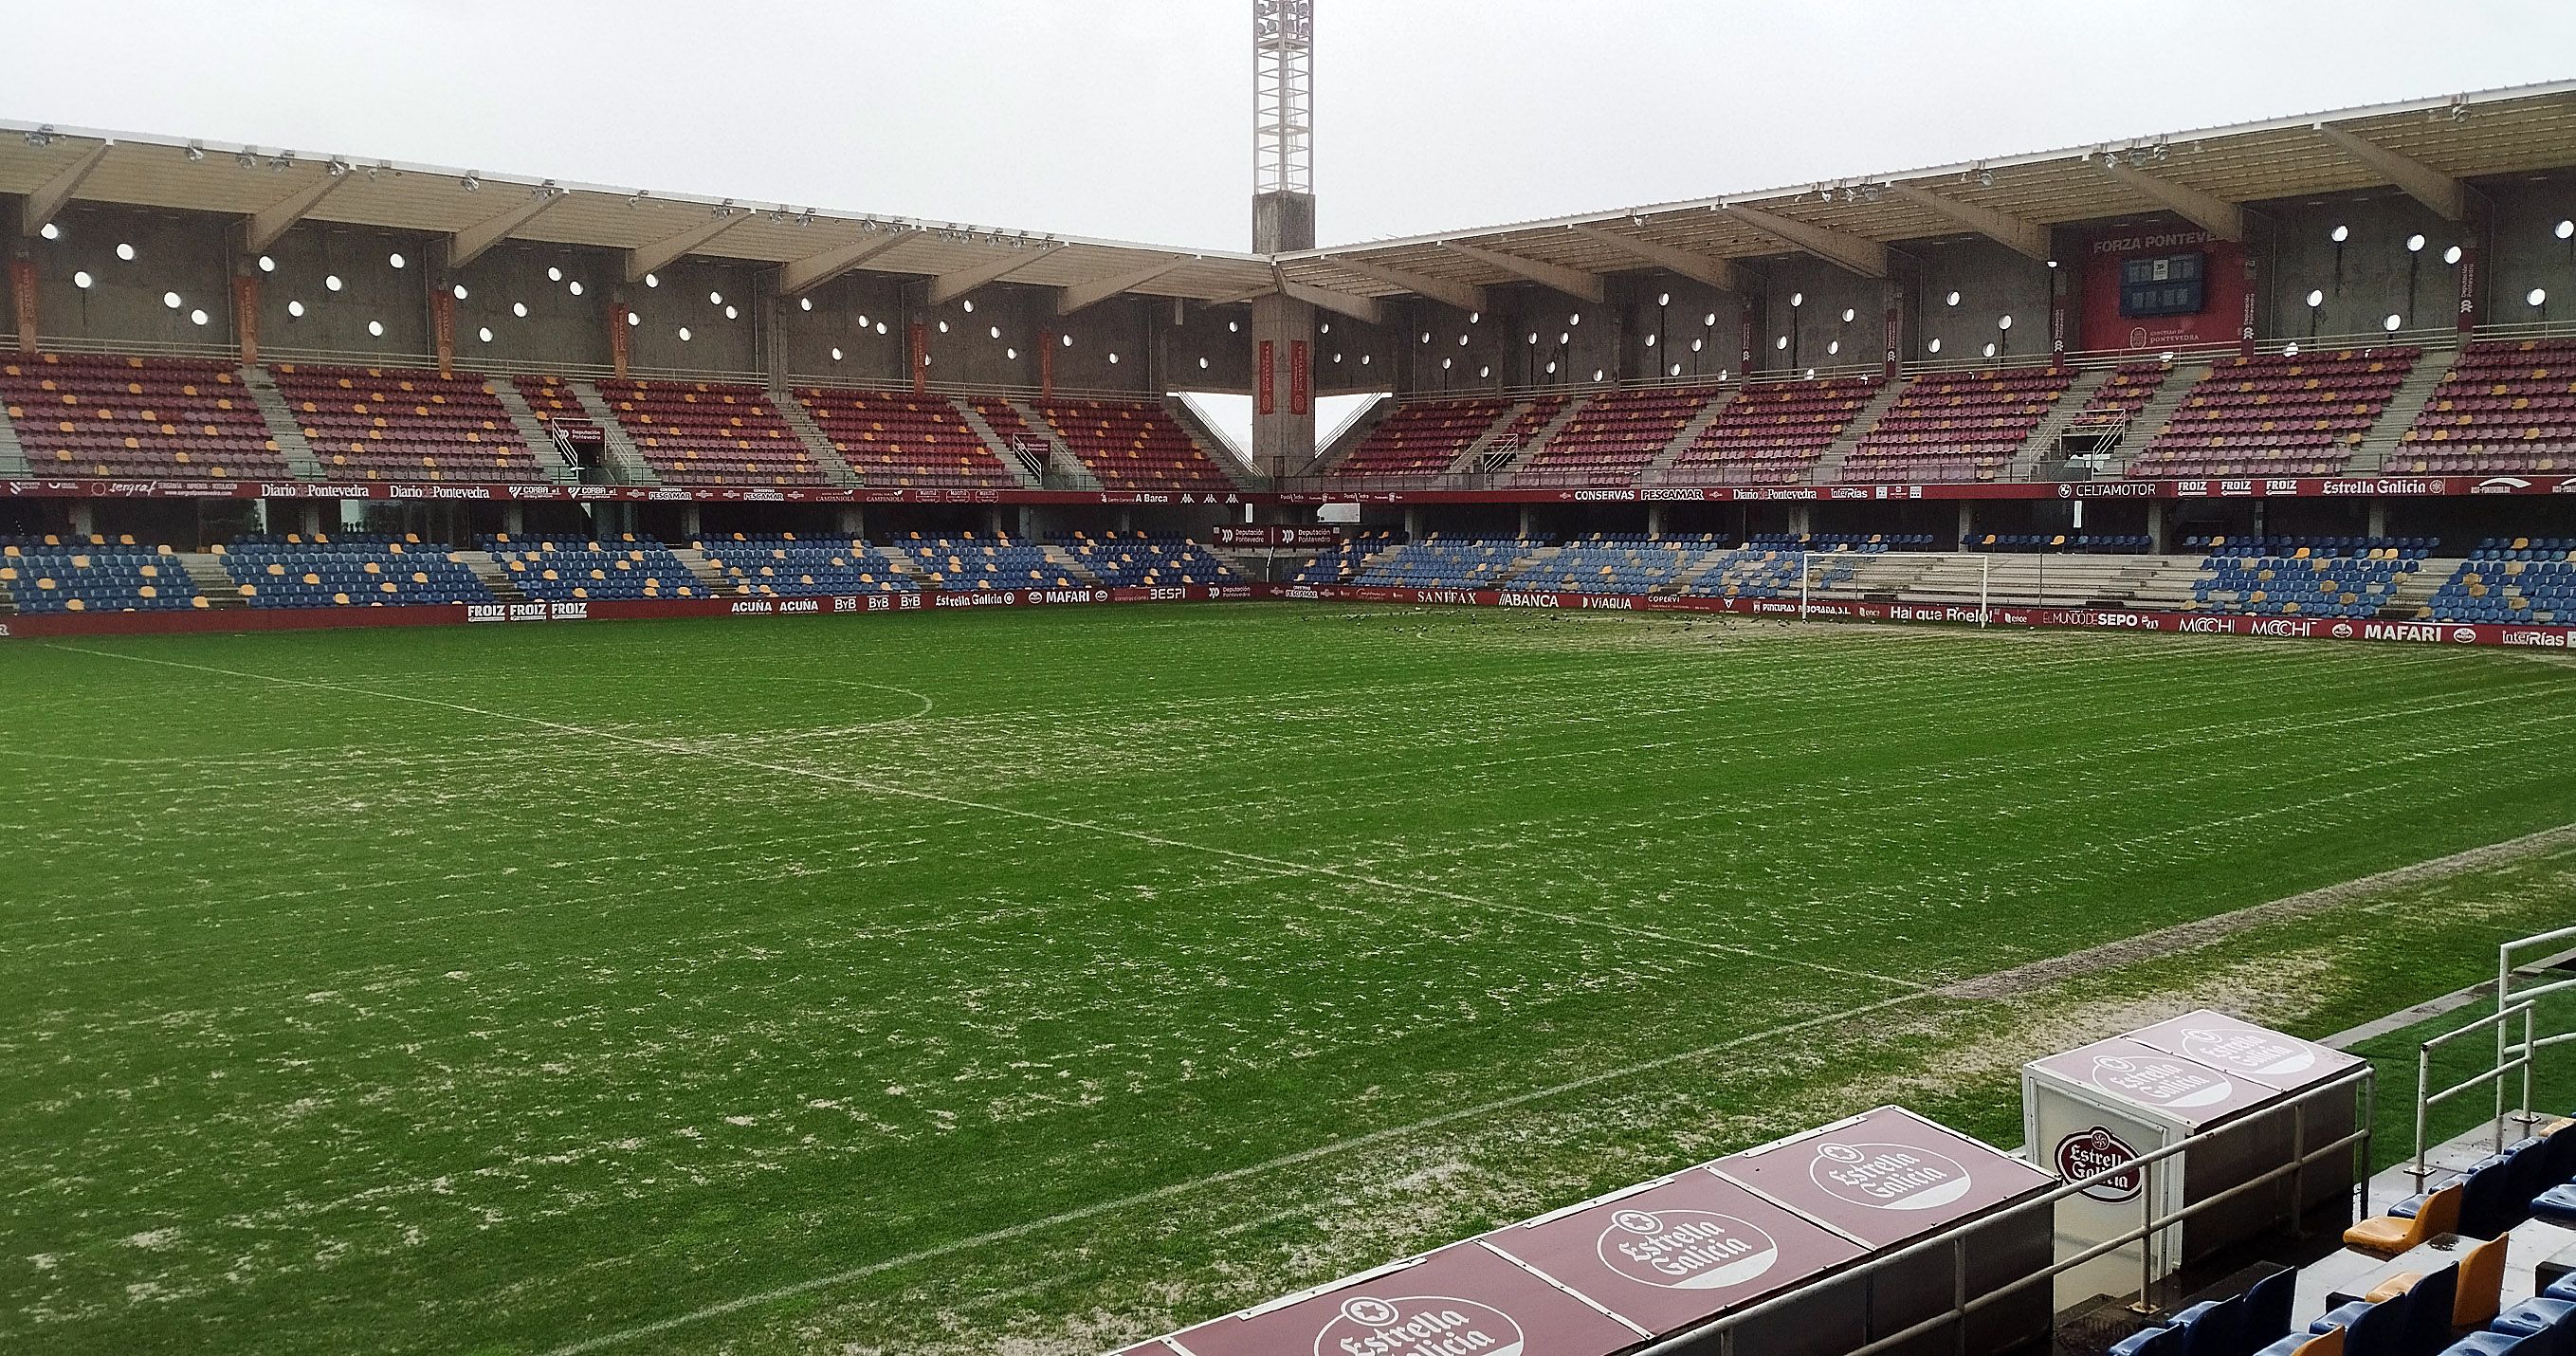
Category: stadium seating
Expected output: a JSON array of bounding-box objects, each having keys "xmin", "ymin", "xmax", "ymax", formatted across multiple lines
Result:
[
  {"xmin": 272, "ymin": 363, "xmax": 545, "ymax": 483},
  {"xmin": 1968, "ymin": 533, "xmax": 2154, "ymax": 554},
  {"xmin": 1840, "ymin": 366, "xmax": 2072, "ymax": 483},
  {"xmin": 2068, "ymin": 362, "xmax": 2177, "ymax": 434},
  {"xmin": 1050, "ymin": 532, "xmax": 1242, "ymax": 587},
  {"xmin": 1503, "ymin": 533, "xmax": 1723, "ymax": 594},
  {"xmin": 1353, "ymin": 536, "xmax": 1547, "ymax": 589},
  {"xmin": 2128, "ymin": 348, "xmax": 2419, "ymax": 479},
  {"xmin": 0, "ymin": 353, "xmax": 289, "ymax": 480},
  {"xmin": 2190, "ymin": 538, "xmax": 2437, "ymax": 621},
  {"xmin": 482, "ymin": 535, "xmax": 703, "ymax": 601},
  {"xmin": 1508, "ymin": 388, "xmax": 1709, "ymax": 486},
  {"xmin": 1286, "ymin": 530, "xmax": 1401, "ymax": 585},
  {"xmin": 1031, "ymin": 398, "xmax": 1236, "ymax": 492},
  {"xmin": 891, "ymin": 533, "xmax": 1081, "ymax": 591},
  {"xmin": 1327, "ymin": 396, "xmax": 1511, "ymax": 481},
  {"xmin": 695, "ymin": 534, "xmax": 917, "ymax": 596},
  {"xmin": 1662, "ymin": 376, "xmax": 1882, "ymax": 485},
  {"xmin": 2394, "ymin": 339, "xmax": 2576, "ymax": 475},
  {"xmin": 594, "ymin": 378, "xmax": 828, "ymax": 486},
  {"xmin": 2421, "ymin": 539, "xmax": 2576, "ymax": 624},
  {"xmin": 215, "ymin": 534, "xmax": 494, "ymax": 608},
  {"xmin": 0, "ymin": 535, "xmax": 204, "ymax": 613},
  {"xmin": 1678, "ymin": 541, "xmax": 1880, "ymax": 599},
  {"xmin": 793, "ymin": 388, "xmax": 1017, "ymax": 487}
]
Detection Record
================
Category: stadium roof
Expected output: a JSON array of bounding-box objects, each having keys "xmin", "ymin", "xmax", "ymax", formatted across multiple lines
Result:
[{"xmin": 4, "ymin": 80, "xmax": 2571, "ymax": 323}]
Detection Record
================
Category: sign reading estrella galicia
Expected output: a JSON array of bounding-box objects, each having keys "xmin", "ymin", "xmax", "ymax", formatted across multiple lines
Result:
[
  {"xmin": 1807, "ymin": 1141, "xmax": 1975, "ymax": 1211},
  {"xmin": 1596, "ymin": 1208, "xmax": 1780, "ymax": 1291},
  {"xmin": 1310, "ymin": 1293, "xmax": 1526, "ymax": 1356}
]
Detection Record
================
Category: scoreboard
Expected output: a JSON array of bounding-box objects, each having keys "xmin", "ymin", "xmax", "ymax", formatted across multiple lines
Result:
[{"xmin": 2119, "ymin": 252, "xmax": 2205, "ymax": 319}]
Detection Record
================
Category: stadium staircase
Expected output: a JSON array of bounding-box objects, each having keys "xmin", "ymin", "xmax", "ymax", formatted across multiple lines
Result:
[
  {"xmin": 2352, "ymin": 347, "xmax": 2466, "ymax": 474},
  {"xmin": 950, "ymin": 401, "xmax": 1046, "ymax": 488},
  {"xmin": 1481, "ymin": 396, "xmax": 1595, "ymax": 479},
  {"xmin": 177, "ymin": 553, "xmax": 247, "ymax": 609},
  {"xmin": 1308, "ymin": 395, "xmax": 1396, "ymax": 476},
  {"xmin": 1439, "ymin": 399, "xmax": 1542, "ymax": 476},
  {"xmin": 0, "ymin": 398, "xmax": 30, "ymax": 476},
  {"xmin": 2105, "ymin": 363, "xmax": 2214, "ymax": 476},
  {"xmin": 1163, "ymin": 397, "xmax": 1263, "ymax": 491},
  {"xmin": 770, "ymin": 391, "xmax": 863, "ymax": 487},
  {"xmin": 456, "ymin": 550, "xmax": 533, "ymax": 603},
  {"xmin": 565, "ymin": 380, "xmax": 663, "ymax": 486},
  {"xmin": 2383, "ymin": 559, "xmax": 2460, "ymax": 617},
  {"xmin": 1813, "ymin": 377, "xmax": 1913, "ymax": 482},
  {"xmin": 484, "ymin": 379, "xmax": 580, "ymax": 485},
  {"xmin": 1841, "ymin": 551, "xmax": 2203, "ymax": 610},
  {"xmin": 668, "ymin": 546, "xmax": 730, "ymax": 595},
  {"xmin": 238, "ymin": 366, "xmax": 326, "ymax": 480},
  {"xmin": 1643, "ymin": 388, "xmax": 1742, "ymax": 480},
  {"xmin": 998, "ymin": 398, "xmax": 1101, "ymax": 489},
  {"xmin": 2004, "ymin": 367, "xmax": 2117, "ymax": 481},
  {"xmin": 1040, "ymin": 545, "xmax": 1104, "ymax": 585}
]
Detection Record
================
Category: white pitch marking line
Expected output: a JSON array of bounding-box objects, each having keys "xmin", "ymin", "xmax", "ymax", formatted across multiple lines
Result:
[
  {"xmin": 534, "ymin": 989, "xmax": 1930, "ymax": 1356},
  {"xmin": 42, "ymin": 644, "xmax": 1922, "ymax": 991}
]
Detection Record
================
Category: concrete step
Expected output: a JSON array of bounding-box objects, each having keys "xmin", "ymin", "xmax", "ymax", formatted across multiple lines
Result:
[
  {"xmin": 1813, "ymin": 377, "xmax": 1913, "ymax": 483},
  {"xmin": 1444, "ymin": 399, "xmax": 1537, "ymax": 476},
  {"xmin": 2352, "ymin": 346, "xmax": 2463, "ymax": 474},
  {"xmin": 238, "ymin": 365, "xmax": 325, "ymax": 480},
  {"xmin": 455, "ymin": 550, "xmax": 531, "ymax": 603},
  {"xmin": 769, "ymin": 388, "xmax": 862, "ymax": 486},
  {"xmin": 953, "ymin": 398, "xmax": 1045, "ymax": 488},
  {"xmin": 1484, "ymin": 395, "xmax": 1595, "ymax": 478},
  {"xmin": 567, "ymin": 380, "xmax": 663, "ymax": 486},
  {"xmin": 668, "ymin": 545, "xmax": 732, "ymax": 595},
  {"xmin": 1002, "ymin": 398, "xmax": 1102, "ymax": 489},
  {"xmin": 1042, "ymin": 545, "xmax": 1105, "ymax": 585},
  {"xmin": 2007, "ymin": 366, "xmax": 2116, "ymax": 480},
  {"xmin": 0, "ymin": 394, "xmax": 30, "ymax": 477},
  {"xmin": 485, "ymin": 377, "xmax": 580, "ymax": 485},
  {"xmin": 1644, "ymin": 388, "xmax": 1740, "ymax": 480},
  {"xmin": 2105, "ymin": 362, "xmax": 2212, "ymax": 475},
  {"xmin": 179, "ymin": 553, "xmax": 247, "ymax": 608}
]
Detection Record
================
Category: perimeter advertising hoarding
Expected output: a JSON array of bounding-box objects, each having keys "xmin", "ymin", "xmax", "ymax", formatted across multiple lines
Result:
[
  {"xmin": 1479, "ymin": 1166, "xmax": 1869, "ymax": 1356},
  {"xmin": 1165, "ymin": 1241, "xmax": 1641, "ymax": 1356},
  {"xmin": 1711, "ymin": 1106, "xmax": 2055, "ymax": 1356},
  {"xmin": 2022, "ymin": 1018, "xmax": 2362, "ymax": 1310}
]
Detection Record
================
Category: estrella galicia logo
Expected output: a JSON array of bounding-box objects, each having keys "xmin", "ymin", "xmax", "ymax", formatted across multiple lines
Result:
[
  {"xmin": 2055, "ymin": 1127, "xmax": 2144, "ymax": 1202},
  {"xmin": 1597, "ymin": 1208, "xmax": 1781, "ymax": 1291}
]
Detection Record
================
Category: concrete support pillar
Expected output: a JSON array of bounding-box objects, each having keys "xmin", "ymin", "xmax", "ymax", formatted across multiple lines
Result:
[
  {"xmin": 1957, "ymin": 501, "xmax": 1976, "ymax": 550},
  {"xmin": 1118, "ymin": 507, "xmax": 1133, "ymax": 533},
  {"xmin": 299, "ymin": 503, "xmax": 323, "ymax": 538},
  {"xmin": 837, "ymin": 506, "xmax": 865, "ymax": 538},
  {"xmin": 1248, "ymin": 293, "xmax": 1317, "ymax": 478},
  {"xmin": 1403, "ymin": 506, "xmax": 1424, "ymax": 541},
  {"xmin": 68, "ymin": 500, "xmax": 95, "ymax": 537},
  {"xmin": 1646, "ymin": 504, "xmax": 1666, "ymax": 539},
  {"xmin": 1789, "ymin": 504, "xmax": 1813, "ymax": 538},
  {"xmin": 2366, "ymin": 500, "xmax": 2388, "ymax": 541},
  {"xmin": 1517, "ymin": 505, "xmax": 1535, "ymax": 538},
  {"xmin": 502, "ymin": 504, "xmax": 526, "ymax": 537},
  {"xmin": 2147, "ymin": 501, "xmax": 2169, "ymax": 555},
  {"xmin": 680, "ymin": 504, "xmax": 702, "ymax": 539},
  {"xmin": 987, "ymin": 506, "xmax": 1006, "ymax": 538}
]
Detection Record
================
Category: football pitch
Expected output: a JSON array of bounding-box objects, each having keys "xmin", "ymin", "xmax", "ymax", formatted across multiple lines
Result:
[{"xmin": 8, "ymin": 603, "xmax": 2576, "ymax": 1356}]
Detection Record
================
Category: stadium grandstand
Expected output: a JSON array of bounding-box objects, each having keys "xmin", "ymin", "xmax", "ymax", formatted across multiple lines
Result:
[{"xmin": 9, "ymin": 6, "xmax": 2576, "ymax": 1356}]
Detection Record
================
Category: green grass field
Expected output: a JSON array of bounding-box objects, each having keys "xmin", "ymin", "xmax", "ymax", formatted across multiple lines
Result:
[{"xmin": 7, "ymin": 604, "xmax": 2576, "ymax": 1356}]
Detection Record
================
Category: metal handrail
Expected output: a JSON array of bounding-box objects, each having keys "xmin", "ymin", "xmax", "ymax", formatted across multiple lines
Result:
[
  {"xmin": 2414, "ymin": 1000, "xmax": 2537, "ymax": 1181},
  {"xmin": 1636, "ymin": 1067, "xmax": 2374, "ymax": 1356}
]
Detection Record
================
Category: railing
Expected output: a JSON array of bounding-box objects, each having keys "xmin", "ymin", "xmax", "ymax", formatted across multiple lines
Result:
[
  {"xmin": 2410, "ymin": 1000, "xmax": 2538, "ymax": 1182},
  {"xmin": 2496, "ymin": 925, "xmax": 2576, "ymax": 1121},
  {"xmin": 1632, "ymin": 1067, "xmax": 2373, "ymax": 1355}
]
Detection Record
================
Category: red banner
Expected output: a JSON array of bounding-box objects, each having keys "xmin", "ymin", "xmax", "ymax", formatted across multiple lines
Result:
[
  {"xmin": 1039, "ymin": 331, "xmax": 1056, "ymax": 396},
  {"xmin": 11, "ymin": 257, "xmax": 39, "ymax": 354},
  {"xmin": 233, "ymin": 274, "xmax": 259, "ymax": 362},
  {"xmin": 909, "ymin": 321, "xmax": 928, "ymax": 394},
  {"xmin": 0, "ymin": 478, "xmax": 1256, "ymax": 505},
  {"xmin": 609, "ymin": 303, "xmax": 630, "ymax": 377},
  {"xmin": 2075, "ymin": 222, "xmax": 2249, "ymax": 354},
  {"xmin": 0, "ymin": 583, "xmax": 1266, "ymax": 640},
  {"xmin": 1289, "ymin": 339, "xmax": 1310, "ymax": 415},
  {"xmin": 1257, "ymin": 339, "xmax": 1276, "ymax": 415},
  {"xmin": 430, "ymin": 291, "xmax": 456, "ymax": 376},
  {"xmin": 1278, "ymin": 585, "xmax": 2576, "ymax": 651}
]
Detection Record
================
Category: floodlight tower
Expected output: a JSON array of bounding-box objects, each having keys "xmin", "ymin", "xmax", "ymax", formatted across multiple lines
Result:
[
  {"xmin": 1250, "ymin": 0, "xmax": 1318, "ymax": 478},
  {"xmin": 1252, "ymin": 0, "xmax": 1315, "ymax": 253}
]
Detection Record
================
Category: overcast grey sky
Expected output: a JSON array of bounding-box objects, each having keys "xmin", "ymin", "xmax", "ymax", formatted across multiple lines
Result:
[{"xmin": 9, "ymin": 1, "xmax": 2572, "ymax": 253}]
